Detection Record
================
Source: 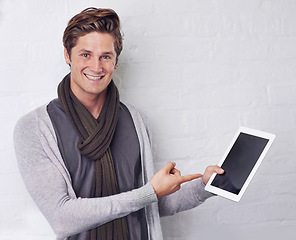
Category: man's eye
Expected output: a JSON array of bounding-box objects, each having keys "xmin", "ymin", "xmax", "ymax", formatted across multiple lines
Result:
[
  {"xmin": 82, "ymin": 53, "xmax": 89, "ymax": 57},
  {"xmin": 102, "ymin": 55, "xmax": 111, "ymax": 60}
]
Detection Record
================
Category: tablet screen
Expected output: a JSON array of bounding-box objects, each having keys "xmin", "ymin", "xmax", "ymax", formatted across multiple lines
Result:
[
  {"xmin": 205, "ymin": 127, "xmax": 275, "ymax": 201},
  {"xmin": 210, "ymin": 133, "xmax": 269, "ymax": 195}
]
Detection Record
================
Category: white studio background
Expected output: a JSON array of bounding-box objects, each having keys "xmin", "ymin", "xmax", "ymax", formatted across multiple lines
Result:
[{"xmin": 1, "ymin": 0, "xmax": 296, "ymax": 239}]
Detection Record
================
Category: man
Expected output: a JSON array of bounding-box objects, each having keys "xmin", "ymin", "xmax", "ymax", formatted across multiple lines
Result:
[{"xmin": 14, "ymin": 7, "xmax": 224, "ymax": 240}]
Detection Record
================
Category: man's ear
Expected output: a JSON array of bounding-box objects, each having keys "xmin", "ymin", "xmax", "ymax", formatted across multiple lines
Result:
[{"xmin": 64, "ymin": 47, "xmax": 71, "ymax": 65}]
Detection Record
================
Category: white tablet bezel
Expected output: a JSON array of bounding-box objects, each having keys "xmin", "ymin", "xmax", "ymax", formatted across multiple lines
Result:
[{"xmin": 205, "ymin": 126, "xmax": 275, "ymax": 202}]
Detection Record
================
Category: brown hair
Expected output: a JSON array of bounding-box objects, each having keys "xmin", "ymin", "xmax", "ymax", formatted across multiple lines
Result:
[{"xmin": 63, "ymin": 7, "xmax": 123, "ymax": 63}]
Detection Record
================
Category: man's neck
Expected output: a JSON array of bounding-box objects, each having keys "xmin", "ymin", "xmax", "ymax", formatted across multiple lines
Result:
[{"xmin": 74, "ymin": 90, "xmax": 107, "ymax": 119}]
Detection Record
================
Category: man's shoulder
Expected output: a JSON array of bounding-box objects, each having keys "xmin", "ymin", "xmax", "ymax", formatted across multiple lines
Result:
[
  {"xmin": 14, "ymin": 101, "xmax": 55, "ymax": 139},
  {"xmin": 16, "ymin": 104, "xmax": 48, "ymax": 126},
  {"xmin": 122, "ymin": 102, "xmax": 148, "ymax": 123}
]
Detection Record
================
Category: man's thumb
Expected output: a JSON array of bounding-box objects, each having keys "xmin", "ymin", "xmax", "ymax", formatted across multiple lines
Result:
[{"xmin": 163, "ymin": 161, "xmax": 176, "ymax": 173}]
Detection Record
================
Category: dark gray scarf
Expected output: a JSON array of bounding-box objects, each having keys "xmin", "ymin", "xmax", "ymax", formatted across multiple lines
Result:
[{"xmin": 58, "ymin": 73, "xmax": 129, "ymax": 240}]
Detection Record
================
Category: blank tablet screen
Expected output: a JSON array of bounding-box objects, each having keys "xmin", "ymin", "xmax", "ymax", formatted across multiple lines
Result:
[{"xmin": 211, "ymin": 133, "xmax": 269, "ymax": 195}]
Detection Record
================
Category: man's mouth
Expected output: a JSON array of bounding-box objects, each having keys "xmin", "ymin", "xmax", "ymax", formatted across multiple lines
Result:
[{"xmin": 84, "ymin": 74, "xmax": 104, "ymax": 81}]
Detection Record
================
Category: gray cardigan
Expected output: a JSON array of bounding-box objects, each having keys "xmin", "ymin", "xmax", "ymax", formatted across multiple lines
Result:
[{"xmin": 14, "ymin": 103, "xmax": 213, "ymax": 240}]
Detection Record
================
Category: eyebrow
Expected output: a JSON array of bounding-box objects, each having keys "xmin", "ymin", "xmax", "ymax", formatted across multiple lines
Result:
[
  {"xmin": 78, "ymin": 49, "xmax": 115, "ymax": 55},
  {"xmin": 100, "ymin": 51, "xmax": 115, "ymax": 56},
  {"xmin": 79, "ymin": 49, "xmax": 92, "ymax": 54}
]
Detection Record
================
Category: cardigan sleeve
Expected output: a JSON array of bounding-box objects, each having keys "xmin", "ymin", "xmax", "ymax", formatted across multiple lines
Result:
[
  {"xmin": 13, "ymin": 109, "xmax": 157, "ymax": 239},
  {"xmin": 158, "ymin": 178, "xmax": 215, "ymax": 217}
]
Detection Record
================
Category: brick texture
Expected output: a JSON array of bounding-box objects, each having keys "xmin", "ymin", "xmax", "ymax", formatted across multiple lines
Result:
[{"xmin": 1, "ymin": 0, "xmax": 296, "ymax": 239}]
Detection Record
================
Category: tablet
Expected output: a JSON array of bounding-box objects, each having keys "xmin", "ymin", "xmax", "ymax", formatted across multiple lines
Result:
[{"xmin": 205, "ymin": 127, "xmax": 275, "ymax": 202}]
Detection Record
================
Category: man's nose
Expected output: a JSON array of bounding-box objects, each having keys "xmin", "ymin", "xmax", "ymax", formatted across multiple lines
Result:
[{"xmin": 90, "ymin": 58, "xmax": 103, "ymax": 73}]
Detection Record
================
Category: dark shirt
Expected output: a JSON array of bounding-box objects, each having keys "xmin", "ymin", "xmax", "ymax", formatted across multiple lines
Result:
[{"xmin": 47, "ymin": 99, "xmax": 148, "ymax": 240}]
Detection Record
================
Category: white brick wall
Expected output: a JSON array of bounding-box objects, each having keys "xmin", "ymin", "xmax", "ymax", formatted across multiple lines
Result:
[{"xmin": 1, "ymin": 0, "xmax": 296, "ymax": 239}]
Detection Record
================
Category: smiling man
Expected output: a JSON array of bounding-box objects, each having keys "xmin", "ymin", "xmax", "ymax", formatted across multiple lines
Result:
[
  {"xmin": 64, "ymin": 32, "xmax": 117, "ymax": 118},
  {"xmin": 14, "ymin": 7, "xmax": 224, "ymax": 240}
]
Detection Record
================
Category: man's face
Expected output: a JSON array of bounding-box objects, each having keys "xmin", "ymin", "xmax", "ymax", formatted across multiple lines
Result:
[{"xmin": 64, "ymin": 31, "xmax": 117, "ymax": 101}]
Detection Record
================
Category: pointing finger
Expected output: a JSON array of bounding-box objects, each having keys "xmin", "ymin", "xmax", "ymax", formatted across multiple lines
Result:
[{"xmin": 180, "ymin": 173, "xmax": 202, "ymax": 184}]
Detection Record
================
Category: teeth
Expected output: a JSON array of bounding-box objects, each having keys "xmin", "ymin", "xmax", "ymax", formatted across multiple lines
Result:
[{"xmin": 85, "ymin": 74, "xmax": 104, "ymax": 80}]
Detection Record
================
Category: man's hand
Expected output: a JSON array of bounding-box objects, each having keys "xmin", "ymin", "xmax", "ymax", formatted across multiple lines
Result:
[
  {"xmin": 149, "ymin": 162, "xmax": 202, "ymax": 198},
  {"xmin": 149, "ymin": 162, "xmax": 225, "ymax": 198},
  {"xmin": 202, "ymin": 165, "xmax": 224, "ymax": 185}
]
